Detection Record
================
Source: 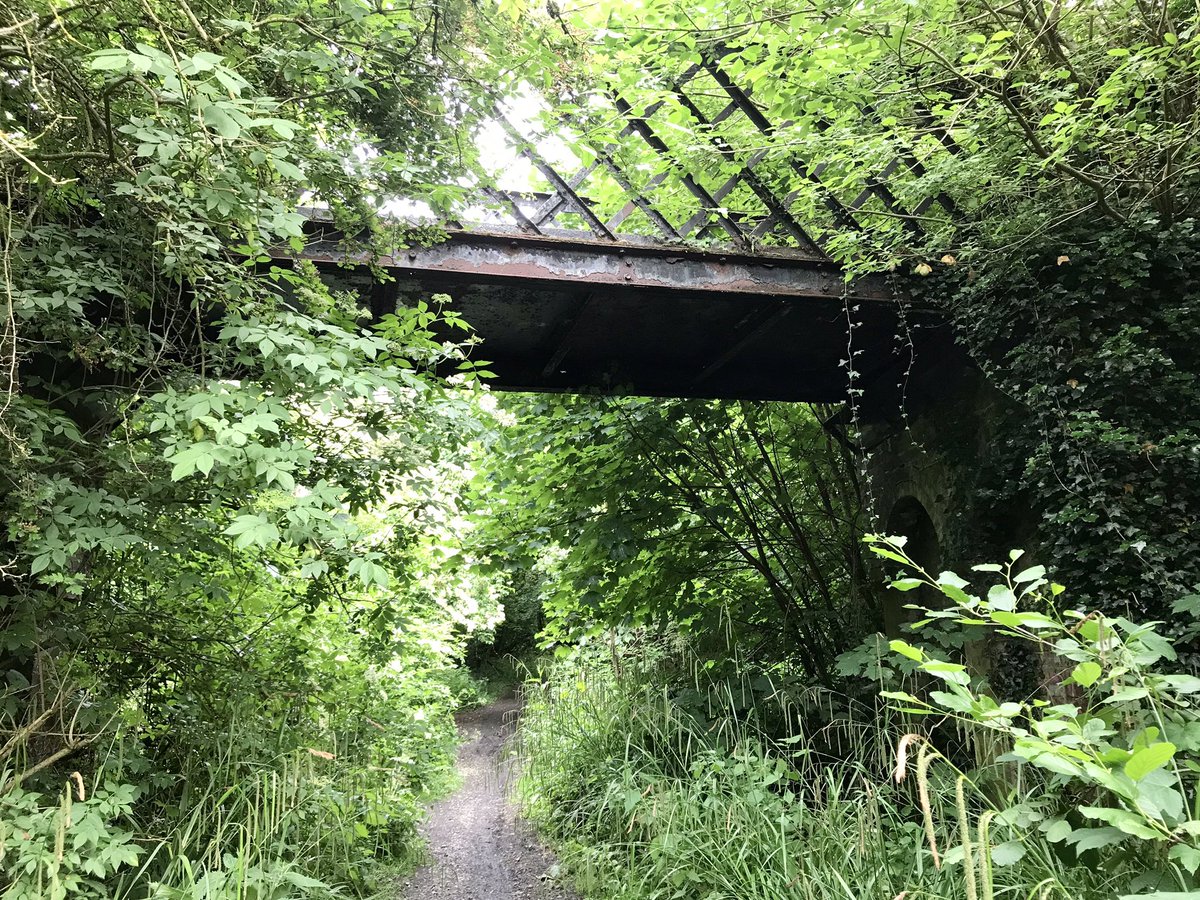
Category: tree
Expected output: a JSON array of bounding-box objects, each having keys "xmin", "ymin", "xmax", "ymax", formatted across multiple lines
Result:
[
  {"xmin": 0, "ymin": 1, "xmax": 504, "ymax": 891},
  {"xmin": 469, "ymin": 395, "xmax": 874, "ymax": 681}
]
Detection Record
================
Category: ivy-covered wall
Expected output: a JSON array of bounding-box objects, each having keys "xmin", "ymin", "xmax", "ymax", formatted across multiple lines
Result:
[{"xmin": 867, "ymin": 223, "xmax": 1200, "ymax": 649}]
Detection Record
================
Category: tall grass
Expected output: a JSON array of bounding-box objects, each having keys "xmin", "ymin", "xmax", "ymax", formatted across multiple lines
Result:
[
  {"xmin": 0, "ymin": 670, "xmax": 461, "ymax": 900},
  {"xmin": 109, "ymin": 742, "xmax": 429, "ymax": 898},
  {"xmin": 515, "ymin": 640, "xmax": 1144, "ymax": 900}
]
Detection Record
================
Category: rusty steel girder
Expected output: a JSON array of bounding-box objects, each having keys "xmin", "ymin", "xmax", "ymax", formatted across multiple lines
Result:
[
  {"xmin": 290, "ymin": 227, "xmax": 890, "ymax": 303},
  {"xmin": 283, "ymin": 223, "xmax": 957, "ymax": 405}
]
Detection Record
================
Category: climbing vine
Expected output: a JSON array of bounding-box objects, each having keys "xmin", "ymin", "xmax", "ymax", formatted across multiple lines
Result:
[{"xmin": 914, "ymin": 222, "xmax": 1200, "ymax": 624}]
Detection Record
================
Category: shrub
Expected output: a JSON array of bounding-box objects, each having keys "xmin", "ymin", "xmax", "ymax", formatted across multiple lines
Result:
[{"xmin": 517, "ymin": 538, "xmax": 1200, "ymax": 900}]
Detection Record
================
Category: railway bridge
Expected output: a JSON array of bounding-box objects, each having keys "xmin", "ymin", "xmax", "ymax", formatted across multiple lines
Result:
[{"xmin": 285, "ymin": 49, "xmax": 991, "ymax": 586}]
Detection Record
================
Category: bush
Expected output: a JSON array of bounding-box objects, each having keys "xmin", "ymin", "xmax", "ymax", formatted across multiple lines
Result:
[
  {"xmin": 516, "ymin": 539, "xmax": 1200, "ymax": 900},
  {"xmin": 0, "ymin": 597, "xmax": 465, "ymax": 899},
  {"xmin": 863, "ymin": 534, "xmax": 1200, "ymax": 897}
]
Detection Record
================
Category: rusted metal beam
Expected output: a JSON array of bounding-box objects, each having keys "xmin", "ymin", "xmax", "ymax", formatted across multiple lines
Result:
[
  {"xmin": 280, "ymin": 216, "xmax": 960, "ymax": 405},
  {"xmin": 290, "ymin": 226, "xmax": 890, "ymax": 302}
]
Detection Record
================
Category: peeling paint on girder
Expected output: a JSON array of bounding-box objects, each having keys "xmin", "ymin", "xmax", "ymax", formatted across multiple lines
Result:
[{"xmin": 284, "ymin": 228, "xmax": 891, "ymax": 302}]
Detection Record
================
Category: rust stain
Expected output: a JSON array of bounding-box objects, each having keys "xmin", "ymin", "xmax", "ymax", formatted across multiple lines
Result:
[{"xmin": 278, "ymin": 230, "xmax": 891, "ymax": 302}]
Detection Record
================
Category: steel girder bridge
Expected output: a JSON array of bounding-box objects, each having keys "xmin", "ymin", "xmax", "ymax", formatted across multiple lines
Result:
[{"xmin": 291, "ymin": 50, "xmax": 966, "ymax": 405}]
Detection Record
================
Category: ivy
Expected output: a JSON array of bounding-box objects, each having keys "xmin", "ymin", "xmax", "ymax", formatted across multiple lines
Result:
[{"xmin": 914, "ymin": 222, "xmax": 1200, "ymax": 627}]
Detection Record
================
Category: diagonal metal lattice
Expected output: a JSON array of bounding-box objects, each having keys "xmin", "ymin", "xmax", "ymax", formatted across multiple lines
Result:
[
  {"xmin": 293, "ymin": 45, "xmax": 969, "ymax": 405},
  {"xmin": 461, "ymin": 46, "xmax": 962, "ymax": 259}
]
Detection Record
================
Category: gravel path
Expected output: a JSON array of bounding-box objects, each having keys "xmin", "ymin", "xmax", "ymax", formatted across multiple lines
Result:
[{"xmin": 400, "ymin": 696, "xmax": 579, "ymax": 900}]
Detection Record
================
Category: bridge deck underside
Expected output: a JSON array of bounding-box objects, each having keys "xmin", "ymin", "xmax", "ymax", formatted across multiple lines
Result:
[{"xmin": 303, "ymin": 228, "xmax": 957, "ymax": 404}]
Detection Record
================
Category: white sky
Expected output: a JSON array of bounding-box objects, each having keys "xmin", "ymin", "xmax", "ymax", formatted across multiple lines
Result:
[{"xmin": 381, "ymin": 82, "xmax": 581, "ymax": 224}]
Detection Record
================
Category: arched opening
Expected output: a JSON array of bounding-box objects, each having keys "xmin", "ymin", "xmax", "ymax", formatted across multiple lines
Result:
[{"xmin": 882, "ymin": 496, "xmax": 941, "ymax": 638}]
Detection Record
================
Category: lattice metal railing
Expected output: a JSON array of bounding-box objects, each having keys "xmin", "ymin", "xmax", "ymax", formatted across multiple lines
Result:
[{"xmin": 452, "ymin": 46, "xmax": 961, "ymax": 258}]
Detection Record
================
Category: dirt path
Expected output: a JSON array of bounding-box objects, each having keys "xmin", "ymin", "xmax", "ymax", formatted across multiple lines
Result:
[{"xmin": 400, "ymin": 696, "xmax": 578, "ymax": 900}]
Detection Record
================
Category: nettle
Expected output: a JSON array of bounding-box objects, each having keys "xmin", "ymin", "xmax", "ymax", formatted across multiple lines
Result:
[
  {"xmin": 0, "ymin": 778, "xmax": 141, "ymax": 900},
  {"xmin": 867, "ymin": 534, "xmax": 1200, "ymax": 892}
]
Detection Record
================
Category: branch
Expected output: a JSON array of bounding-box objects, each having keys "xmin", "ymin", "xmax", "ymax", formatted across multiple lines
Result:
[{"xmin": 4, "ymin": 739, "xmax": 92, "ymax": 792}]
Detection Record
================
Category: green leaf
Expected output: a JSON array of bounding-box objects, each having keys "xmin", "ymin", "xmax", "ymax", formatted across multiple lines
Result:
[
  {"xmin": 1025, "ymin": 750, "xmax": 1083, "ymax": 778},
  {"xmin": 1014, "ymin": 565, "xmax": 1046, "ymax": 584},
  {"xmin": 880, "ymin": 690, "xmax": 925, "ymax": 704},
  {"xmin": 88, "ymin": 49, "xmax": 132, "ymax": 71},
  {"xmin": 1105, "ymin": 686, "xmax": 1151, "ymax": 704},
  {"xmin": 283, "ymin": 871, "xmax": 329, "ymax": 889},
  {"xmin": 929, "ymin": 689, "xmax": 973, "ymax": 712},
  {"xmin": 1172, "ymin": 594, "xmax": 1200, "ymax": 618},
  {"xmin": 273, "ymin": 158, "xmax": 306, "ymax": 181},
  {"xmin": 168, "ymin": 443, "xmax": 217, "ymax": 481},
  {"xmin": 1071, "ymin": 661, "xmax": 1102, "ymax": 687},
  {"xmin": 1066, "ymin": 826, "xmax": 1126, "ymax": 852},
  {"xmin": 1168, "ymin": 844, "xmax": 1200, "ymax": 875},
  {"xmin": 1136, "ymin": 772, "xmax": 1185, "ymax": 821},
  {"xmin": 991, "ymin": 610, "xmax": 1055, "ymax": 630},
  {"xmin": 1159, "ymin": 674, "xmax": 1200, "ymax": 694},
  {"xmin": 1125, "ymin": 743, "xmax": 1176, "ymax": 781},
  {"xmin": 888, "ymin": 639, "xmax": 923, "ymax": 661},
  {"xmin": 937, "ymin": 571, "xmax": 969, "ymax": 590},
  {"xmin": 871, "ymin": 547, "xmax": 910, "ymax": 565},
  {"xmin": 987, "ymin": 584, "xmax": 1017, "ymax": 611},
  {"xmin": 224, "ymin": 514, "xmax": 281, "ymax": 549},
  {"xmin": 1080, "ymin": 806, "xmax": 1162, "ymax": 839},
  {"xmin": 188, "ymin": 51, "xmax": 225, "ymax": 72},
  {"xmin": 922, "ymin": 660, "xmax": 970, "ymax": 686},
  {"xmin": 988, "ymin": 840, "xmax": 1025, "ymax": 866},
  {"xmin": 202, "ymin": 104, "xmax": 241, "ymax": 139},
  {"xmin": 1042, "ymin": 818, "xmax": 1072, "ymax": 842}
]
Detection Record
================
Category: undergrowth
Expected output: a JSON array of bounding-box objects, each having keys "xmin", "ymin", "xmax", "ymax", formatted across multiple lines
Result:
[
  {"xmin": 516, "ymin": 552, "xmax": 1200, "ymax": 900},
  {"xmin": 0, "ymin": 616, "xmax": 469, "ymax": 900}
]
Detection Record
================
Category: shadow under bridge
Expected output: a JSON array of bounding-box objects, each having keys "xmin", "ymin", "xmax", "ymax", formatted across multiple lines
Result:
[{"xmin": 300, "ymin": 224, "xmax": 959, "ymax": 405}]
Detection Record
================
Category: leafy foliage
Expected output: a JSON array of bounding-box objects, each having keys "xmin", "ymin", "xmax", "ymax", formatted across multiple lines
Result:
[
  {"xmin": 871, "ymin": 534, "xmax": 1200, "ymax": 883},
  {"xmin": 516, "ymin": 540, "xmax": 1200, "ymax": 900},
  {"xmin": 516, "ymin": 635, "xmax": 1148, "ymax": 900},
  {"xmin": 468, "ymin": 395, "xmax": 873, "ymax": 680},
  {"xmin": 913, "ymin": 223, "xmax": 1200, "ymax": 626},
  {"xmin": 0, "ymin": 0, "xmax": 506, "ymax": 894}
]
